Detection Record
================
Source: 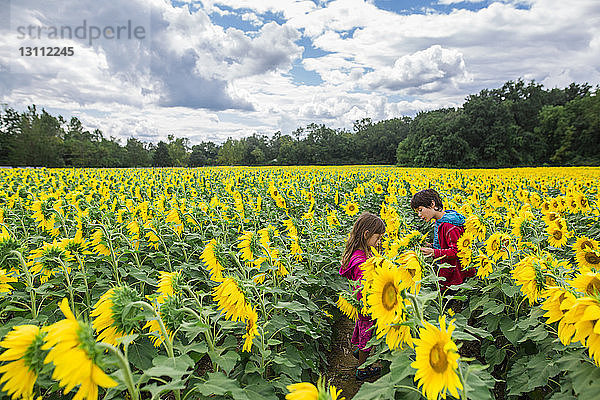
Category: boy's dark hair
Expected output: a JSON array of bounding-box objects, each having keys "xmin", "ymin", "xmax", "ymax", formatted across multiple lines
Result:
[
  {"xmin": 411, "ymin": 189, "xmax": 444, "ymax": 211},
  {"xmin": 341, "ymin": 212, "xmax": 386, "ymax": 268}
]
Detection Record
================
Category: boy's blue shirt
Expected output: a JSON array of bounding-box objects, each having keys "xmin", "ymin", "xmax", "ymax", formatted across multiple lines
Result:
[{"xmin": 433, "ymin": 209, "xmax": 465, "ymax": 249}]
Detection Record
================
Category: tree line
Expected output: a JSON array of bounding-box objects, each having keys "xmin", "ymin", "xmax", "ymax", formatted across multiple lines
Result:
[{"xmin": 1, "ymin": 79, "xmax": 598, "ymax": 168}]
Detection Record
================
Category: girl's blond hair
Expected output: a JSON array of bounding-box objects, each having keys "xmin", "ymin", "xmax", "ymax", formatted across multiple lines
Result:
[{"xmin": 341, "ymin": 212, "xmax": 385, "ymax": 268}]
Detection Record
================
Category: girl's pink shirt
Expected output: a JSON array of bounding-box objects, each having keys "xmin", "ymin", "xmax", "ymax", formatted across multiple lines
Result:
[{"xmin": 339, "ymin": 249, "xmax": 367, "ymax": 282}]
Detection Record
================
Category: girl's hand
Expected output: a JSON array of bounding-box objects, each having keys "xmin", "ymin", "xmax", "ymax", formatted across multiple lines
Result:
[{"xmin": 420, "ymin": 247, "xmax": 434, "ymax": 257}]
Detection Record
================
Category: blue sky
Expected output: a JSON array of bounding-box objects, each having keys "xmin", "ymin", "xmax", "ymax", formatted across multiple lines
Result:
[{"xmin": 0, "ymin": 0, "xmax": 598, "ymax": 144}]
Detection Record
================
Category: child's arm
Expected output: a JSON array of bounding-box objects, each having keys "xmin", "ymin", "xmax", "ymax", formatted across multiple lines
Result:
[{"xmin": 433, "ymin": 226, "xmax": 461, "ymax": 261}]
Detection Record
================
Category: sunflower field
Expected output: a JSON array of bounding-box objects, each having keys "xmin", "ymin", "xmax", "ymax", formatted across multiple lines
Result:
[{"xmin": 0, "ymin": 166, "xmax": 599, "ymax": 400}]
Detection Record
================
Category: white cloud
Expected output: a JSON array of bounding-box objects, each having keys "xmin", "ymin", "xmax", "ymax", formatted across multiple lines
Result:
[
  {"xmin": 360, "ymin": 45, "xmax": 470, "ymax": 91},
  {"xmin": 1, "ymin": 0, "xmax": 302, "ymax": 112},
  {"xmin": 437, "ymin": 0, "xmax": 486, "ymax": 5},
  {"xmin": 241, "ymin": 12, "xmax": 263, "ymax": 26}
]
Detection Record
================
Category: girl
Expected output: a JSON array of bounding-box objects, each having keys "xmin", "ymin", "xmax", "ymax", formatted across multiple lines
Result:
[{"xmin": 339, "ymin": 212, "xmax": 385, "ymax": 380}]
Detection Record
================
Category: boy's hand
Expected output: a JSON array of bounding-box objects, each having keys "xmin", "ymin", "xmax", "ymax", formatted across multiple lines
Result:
[{"xmin": 420, "ymin": 247, "xmax": 434, "ymax": 257}]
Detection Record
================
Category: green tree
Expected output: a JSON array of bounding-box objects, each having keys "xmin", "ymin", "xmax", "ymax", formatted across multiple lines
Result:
[
  {"xmin": 189, "ymin": 142, "xmax": 219, "ymax": 166},
  {"xmin": 124, "ymin": 137, "xmax": 152, "ymax": 167},
  {"xmin": 153, "ymin": 141, "xmax": 172, "ymax": 167},
  {"xmin": 167, "ymin": 134, "xmax": 190, "ymax": 166},
  {"xmin": 217, "ymin": 138, "xmax": 247, "ymax": 165}
]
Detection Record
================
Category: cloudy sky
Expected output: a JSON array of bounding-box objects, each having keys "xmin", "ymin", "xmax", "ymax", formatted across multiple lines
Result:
[{"xmin": 0, "ymin": 0, "xmax": 599, "ymax": 144}]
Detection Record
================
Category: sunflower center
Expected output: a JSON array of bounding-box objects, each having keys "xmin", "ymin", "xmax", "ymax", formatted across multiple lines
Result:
[
  {"xmin": 381, "ymin": 282, "xmax": 398, "ymax": 311},
  {"xmin": 429, "ymin": 343, "xmax": 448, "ymax": 373},
  {"xmin": 585, "ymin": 278, "xmax": 600, "ymax": 295},
  {"xmin": 552, "ymin": 230, "xmax": 563, "ymax": 240},
  {"xmin": 585, "ymin": 252, "xmax": 600, "ymax": 266},
  {"xmin": 491, "ymin": 241, "xmax": 500, "ymax": 252},
  {"xmin": 580, "ymin": 240, "xmax": 593, "ymax": 251}
]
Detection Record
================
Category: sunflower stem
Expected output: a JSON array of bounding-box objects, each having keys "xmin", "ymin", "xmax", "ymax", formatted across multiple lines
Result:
[
  {"xmin": 131, "ymin": 300, "xmax": 180, "ymax": 400},
  {"xmin": 458, "ymin": 361, "xmax": 468, "ymax": 399},
  {"xmin": 97, "ymin": 342, "xmax": 139, "ymax": 400},
  {"xmin": 393, "ymin": 384, "xmax": 425, "ymax": 396},
  {"xmin": 181, "ymin": 306, "xmax": 215, "ymax": 353},
  {"xmin": 405, "ymin": 292, "xmax": 423, "ymax": 324},
  {"xmin": 75, "ymin": 253, "xmax": 91, "ymax": 314},
  {"xmin": 10, "ymin": 250, "xmax": 37, "ymax": 319},
  {"xmin": 56, "ymin": 257, "xmax": 76, "ymax": 316},
  {"xmin": 94, "ymin": 224, "xmax": 122, "ymax": 286}
]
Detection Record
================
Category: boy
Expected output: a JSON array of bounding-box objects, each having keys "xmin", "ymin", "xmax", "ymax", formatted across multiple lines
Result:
[{"xmin": 411, "ymin": 188, "xmax": 474, "ymax": 288}]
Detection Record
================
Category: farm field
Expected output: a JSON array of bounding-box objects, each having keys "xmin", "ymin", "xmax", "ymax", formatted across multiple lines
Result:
[{"xmin": 0, "ymin": 165, "xmax": 599, "ymax": 400}]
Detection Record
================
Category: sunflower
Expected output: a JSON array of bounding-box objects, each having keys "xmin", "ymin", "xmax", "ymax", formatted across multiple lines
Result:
[
  {"xmin": 541, "ymin": 212, "xmax": 563, "ymax": 229},
  {"xmin": 456, "ymin": 232, "xmax": 474, "ymax": 255},
  {"xmin": 242, "ymin": 307, "xmax": 258, "ymax": 352},
  {"xmin": 213, "ymin": 277, "xmax": 251, "ymax": 322},
  {"xmin": 562, "ymin": 297, "xmax": 600, "ymax": 365},
  {"xmin": 0, "ymin": 225, "xmax": 9, "ymax": 243},
  {"xmin": 28, "ymin": 240, "xmax": 70, "ymax": 283},
  {"xmin": 485, "ymin": 232, "xmax": 511, "ymax": 262},
  {"xmin": 0, "ymin": 269, "xmax": 17, "ymax": 294},
  {"xmin": 376, "ymin": 311, "xmax": 413, "ymax": 351},
  {"xmin": 0, "ymin": 325, "xmax": 45, "ymax": 400},
  {"xmin": 326, "ymin": 210, "xmax": 341, "ymax": 227},
  {"xmin": 510, "ymin": 215, "xmax": 528, "ymax": 239},
  {"xmin": 237, "ymin": 231, "xmax": 260, "ymax": 266},
  {"xmin": 398, "ymin": 230, "xmax": 426, "ymax": 249},
  {"xmin": 42, "ymin": 298, "xmax": 117, "ymax": 400},
  {"xmin": 573, "ymin": 236, "xmax": 599, "ymax": 254},
  {"xmin": 464, "ymin": 214, "xmax": 486, "ymax": 241},
  {"xmin": 336, "ymin": 295, "xmax": 358, "ymax": 322},
  {"xmin": 398, "ymin": 251, "xmax": 422, "ymax": 294},
  {"xmin": 411, "ymin": 316, "xmax": 462, "ymax": 400},
  {"xmin": 290, "ymin": 240, "xmax": 304, "ymax": 261},
  {"xmin": 511, "ymin": 255, "xmax": 550, "ymax": 305},
  {"xmin": 565, "ymin": 196, "xmax": 579, "ymax": 214},
  {"xmin": 89, "ymin": 228, "xmax": 110, "ymax": 256},
  {"xmin": 374, "ymin": 183, "xmax": 384, "ymax": 194},
  {"xmin": 282, "ymin": 219, "xmax": 299, "ymax": 240},
  {"xmin": 124, "ymin": 220, "xmax": 140, "ymax": 250},
  {"xmin": 570, "ymin": 271, "xmax": 600, "ymax": 296},
  {"xmin": 541, "ymin": 287, "xmax": 576, "ymax": 326},
  {"xmin": 575, "ymin": 192, "xmax": 591, "ymax": 213},
  {"xmin": 574, "ymin": 236, "xmax": 600, "ymax": 268},
  {"xmin": 59, "ymin": 231, "xmax": 93, "ymax": 267},
  {"xmin": 201, "ymin": 239, "xmax": 224, "ymax": 282},
  {"xmin": 286, "ymin": 378, "xmax": 344, "ymax": 400},
  {"xmin": 489, "ymin": 191, "xmax": 505, "ymax": 208},
  {"xmin": 343, "ymin": 202, "xmax": 359, "ymax": 217},
  {"xmin": 30, "ymin": 199, "xmax": 59, "ymax": 236},
  {"xmin": 367, "ymin": 261, "xmax": 405, "ymax": 327},
  {"xmin": 91, "ymin": 286, "xmax": 140, "ymax": 346},
  {"xmin": 546, "ymin": 224, "xmax": 569, "ymax": 248},
  {"xmin": 156, "ymin": 270, "xmax": 182, "ymax": 302},
  {"xmin": 143, "ymin": 222, "xmax": 160, "ymax": 250},
  {"xmin": 475, "ymin": 254, "xmax": 494, "ymax": 279},
  {"xmin": 285, "ymin": 383, "xmax": 317, "ymax": 400},
  {"xmin": 143, "ymin": 295, "xmax": 184, "ymax": 348},
  {"xmin": 578, "ymin": 249, "xmax": 600, "ymax": 270},
  {"xmin": 165, "ymin": 208, "xmax": 184, "ymax": 236}
]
